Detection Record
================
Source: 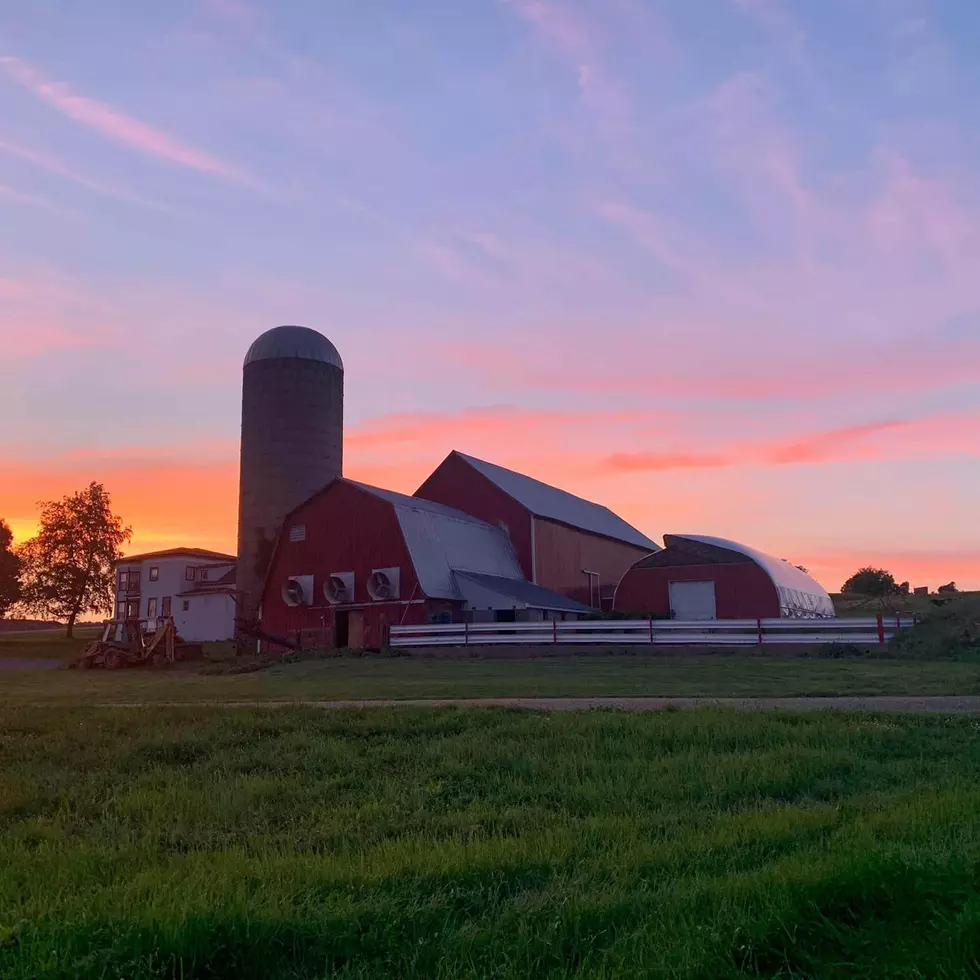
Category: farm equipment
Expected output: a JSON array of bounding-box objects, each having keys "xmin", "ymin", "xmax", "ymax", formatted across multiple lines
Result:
[{"xmin": 75, "ymin": 617, "xmax": 177, "ymax": 669}]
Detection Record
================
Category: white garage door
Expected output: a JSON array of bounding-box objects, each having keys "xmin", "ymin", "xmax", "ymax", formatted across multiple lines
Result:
[{"xmin": 669, "ymin": 581, "xmax": 717, "ymax": 621}]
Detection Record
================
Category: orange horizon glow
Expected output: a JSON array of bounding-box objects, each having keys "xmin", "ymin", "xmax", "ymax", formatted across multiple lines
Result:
[{"xmin": 3, "ymin": 406, "xmax": 979, "ymax": 593}]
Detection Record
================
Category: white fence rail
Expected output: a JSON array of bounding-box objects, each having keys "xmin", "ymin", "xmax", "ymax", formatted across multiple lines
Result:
[{"xmin": 388, "ymin": 616, "xmax": 914, "ymax": 649}]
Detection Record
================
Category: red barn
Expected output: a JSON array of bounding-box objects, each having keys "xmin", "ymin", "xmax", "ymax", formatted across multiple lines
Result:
[
  {"xmin": 613, "ymin": 534, "xmax": 835, "ymax": 620},
  {"xmin": 260, "ymin": 478, "xmax": 589, "ymax": 649},
  {"xmin": 415, "ymin": 451, "xmax": 659, "ymax": 607}
]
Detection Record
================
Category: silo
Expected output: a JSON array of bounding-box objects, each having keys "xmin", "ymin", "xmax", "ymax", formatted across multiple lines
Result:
[{"xmin": 236, "ymin": 325, "xmax": 343, "ymax": 624}]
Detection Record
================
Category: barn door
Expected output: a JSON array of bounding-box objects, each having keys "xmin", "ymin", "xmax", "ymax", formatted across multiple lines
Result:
[
  {"xmin": 669, "ymin": 581, "xmax": 717, "ymax": 621},
  {"xmin": 348, "ymin": 611, "xmax": 366, "ymax": 649}
]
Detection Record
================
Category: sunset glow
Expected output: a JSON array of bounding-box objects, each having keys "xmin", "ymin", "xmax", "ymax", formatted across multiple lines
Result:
[{"xmin": 2, "ymin": 0, "xmax": 979, "ymax": 593}]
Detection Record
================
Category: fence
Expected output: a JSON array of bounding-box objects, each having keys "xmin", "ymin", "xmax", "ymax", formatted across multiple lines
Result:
[{"xmin": 388, "ymin": 615, "xmax": 915, "ymax": 649}]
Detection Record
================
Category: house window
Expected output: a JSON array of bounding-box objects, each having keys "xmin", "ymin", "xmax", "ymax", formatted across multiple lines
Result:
[
  {"xmin": 147, "ymin": 598, "xmax": 158, "ymax": 618},
  {"xmin": 119, "ymin": 570, "xmax": 128, "ymax": 588},
  {"xmin": 116, "ymin": 602, "xmax": 126, "ymax": 620},
  {"xmin": 149, "ymin": 566, "xmax": 159, "ymax": 582},
  {"xmin": 186, "ymin": 567, "xmax": 196, "ymax": 582},
  {"xmin": 182, "ymin": 600, "xmax": 190, "ymax": 612},
  {"xmin": 161, "ymin": 597, "xmax": 172, "ymax": 617},
  {"xmin": 199, "ymin": 569, "xmax": 209, "ymax": 582},
  {"xmin": 126, "ymin": 601, "xmax": 138, "ymax": 618},
  {"xmin": 129, "ymin": 571, "xmax": 140, "ymax": 588}
]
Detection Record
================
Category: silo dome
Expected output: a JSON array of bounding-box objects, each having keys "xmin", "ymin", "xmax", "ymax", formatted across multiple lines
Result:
[
  {"xmin": 236, "ymin": 324, "xmax": 344, "ymax": 627},
  {"xmin": 244, "ymin": 325, "xmax": 344, "ymax": 370}
]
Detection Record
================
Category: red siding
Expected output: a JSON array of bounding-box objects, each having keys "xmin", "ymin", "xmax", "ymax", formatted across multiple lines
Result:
[
  {"xmin": 261, "ymin": 481, "xmax": 423, "ymax": 649},
  {"xmin": 614, "ymin": 561, "xmax": 780, "ymax": 619},
  {"xmin": 415, "ymin": 454, "xmax": 534, "ymax": 578},
  {"xmin": 533, "ymin": 518, "xmax": 653, "ymax": 606}
]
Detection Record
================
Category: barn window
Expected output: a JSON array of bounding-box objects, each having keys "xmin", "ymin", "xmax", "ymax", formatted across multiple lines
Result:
[{"xmin": 290, "ymin": 524, "xmax": 307, "ymax": 542}]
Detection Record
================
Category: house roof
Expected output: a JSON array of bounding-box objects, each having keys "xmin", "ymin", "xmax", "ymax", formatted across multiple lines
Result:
[
  {"xmin": 454, "ymin": 571, "xmax": 591, "ymax": 613},
  {"xmin": 116, "ymin": 548, "xmax": 237, "ymax": 565},
  {"xmin": 347, "ymin": 481, "xmax": 525, "ymax": 600},
  {"xmin": 446, "ymin": 452, "xmax": 659, "ymax": 551},
  {"xmin": 663, "ymin": 534, "xmax": 835, "ymax": 618},
  {"xmin": 184, "ymin": 567, "xmax": 238, "ymax": 594}
]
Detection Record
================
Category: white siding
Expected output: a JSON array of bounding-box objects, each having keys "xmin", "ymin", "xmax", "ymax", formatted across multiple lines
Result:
[
  {"xmin": 178, "ymin": 593, "xmax": 237, "ymax": 642},
  {"xmin": 115, "ymin": 554, "xmax": 235, "ymax": 642}
]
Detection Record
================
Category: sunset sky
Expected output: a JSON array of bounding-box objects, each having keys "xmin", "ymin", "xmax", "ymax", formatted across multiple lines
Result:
[{"xmin": 2, "ymin": 0, "xmax": 979, "ymax": 592}]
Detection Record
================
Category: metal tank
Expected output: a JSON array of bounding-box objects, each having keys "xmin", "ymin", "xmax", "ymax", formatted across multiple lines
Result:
[{"xmin": 236, "ymin": 325, "xmax": 343, "ymax": 625}]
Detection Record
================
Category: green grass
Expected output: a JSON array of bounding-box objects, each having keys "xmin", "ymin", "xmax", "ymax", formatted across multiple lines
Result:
[
  {"xmin": 3, "ymin": 706, "xmax": 980, "ymax": 978},
  {"xmin": 2, "ymin": 652, "xmax": 980, "ymax": 704},
  {"xmin": 0, "ymin": 627, "xmax": 99, "ymax": 661}
]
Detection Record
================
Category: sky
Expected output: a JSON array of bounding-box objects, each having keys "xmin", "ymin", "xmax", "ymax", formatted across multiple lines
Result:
[{"xmin": 1, "ymin": 0, "xmax": 979, "ymax": 592}]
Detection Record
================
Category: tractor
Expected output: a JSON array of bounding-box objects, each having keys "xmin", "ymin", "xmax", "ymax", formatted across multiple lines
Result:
[{"xmin": 74, "ymin": 616, "xmax": 177, "ymax": 669}]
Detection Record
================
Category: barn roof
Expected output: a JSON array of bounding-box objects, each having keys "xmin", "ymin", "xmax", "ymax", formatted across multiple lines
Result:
[
  {"xmin": 663, "ymin": 534, "xmax": 835, "ymax": 618},
  {"xmin": 447, "ymin": 452, "xmax": 659, "ymax": 551},
  {"xmin": 347, "ymin": 481, "xmax": 524, "ymax": 600},
  {"xmin": 454, "ymin": 571, "xmax": 591, "ymax": 613},
  {"xmin": 115, "ymin": 548, "xmax": 236, "ymax": 565}
]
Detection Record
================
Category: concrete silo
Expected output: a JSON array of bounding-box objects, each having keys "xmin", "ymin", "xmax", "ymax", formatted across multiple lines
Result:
[{"xmin": 236, "ymin": 325, "xmax": 343, "ymax": 624}]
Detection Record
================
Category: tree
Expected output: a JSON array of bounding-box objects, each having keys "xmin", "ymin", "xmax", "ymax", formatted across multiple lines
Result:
[
  {"xmin": 938, "ymin": 582, "xmax": 959, "ymax": 594},
  {"xmin": 0, "ymin": 519, "xmax": 21, "ymax": 618},
  {"xmin": 841, "ymin": 567, "xmax": 899, "ymax": 597},
  {"xmin": 17, "ymin": 483, "xmax": 131, "ymax": 637},
  {"xmin": 782, "ymin": 560, "xmax": 809, "ymax": 574}
]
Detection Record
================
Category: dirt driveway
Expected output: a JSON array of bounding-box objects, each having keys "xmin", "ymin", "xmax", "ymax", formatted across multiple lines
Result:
[{"xmin": 95, "ymin": 696, "xmax": 980, "ymax": 713}]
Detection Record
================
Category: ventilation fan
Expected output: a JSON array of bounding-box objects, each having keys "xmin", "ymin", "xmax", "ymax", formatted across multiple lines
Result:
[
  {"xmin": 281, "ymin": 574, "xmax": 314, "ymax": 607},
  {"xmin": 367, "ymin": 567, "xmax": 400, "ymax": 601},
  {"xmin": 325, "ymin": 572, "xmax": 354, "ymax": 604}
]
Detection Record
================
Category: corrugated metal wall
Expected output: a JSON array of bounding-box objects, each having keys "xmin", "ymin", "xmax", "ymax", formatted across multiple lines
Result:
[{"xmin": 533, "ymin": 518, "xmax": 652, "ymax": 606}]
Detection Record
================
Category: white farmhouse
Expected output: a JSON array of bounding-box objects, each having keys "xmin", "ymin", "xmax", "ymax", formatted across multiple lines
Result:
[{"xmin": 114, "ymin": 548, "xmax": 237, "ymax": 642}]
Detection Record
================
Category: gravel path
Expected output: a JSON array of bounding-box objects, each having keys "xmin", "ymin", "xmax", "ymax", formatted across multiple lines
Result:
[{"xmin": 93, "ymin": 696, "xmax": 980, "ymax": 713}]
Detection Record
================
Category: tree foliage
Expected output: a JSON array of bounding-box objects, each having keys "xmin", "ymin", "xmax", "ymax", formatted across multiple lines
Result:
[
  {"xmin": 0, "ymin": 519, "xmax": 21, "ymax": 619},
  {"xmin": 17, "ymin": 483, "xmax": 131, "ymax": 637},
  {"xmin": 841, "ymin": 567, "xmax": 899, "ymax": 597},
  {"xmin": 938, "ymin": 582, "xmax": 959, "ymax": 594}
]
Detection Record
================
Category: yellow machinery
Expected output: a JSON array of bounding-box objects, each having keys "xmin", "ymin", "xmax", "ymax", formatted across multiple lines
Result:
[{"xmin": 75, "ymin": 617, "xmax": 177, "ymax": 669}]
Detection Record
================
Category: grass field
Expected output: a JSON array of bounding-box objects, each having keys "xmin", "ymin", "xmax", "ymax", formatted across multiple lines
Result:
[
  {"xmin": 2, "ymin": 652, "xmax": 980, "ymax": 703},
  {"xmin": 3, "ymin": 705, "xmax": 980, "ymax": 978}
]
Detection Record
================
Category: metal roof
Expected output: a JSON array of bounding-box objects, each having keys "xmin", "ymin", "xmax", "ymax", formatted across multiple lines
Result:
[
  {"xmin": 116, "ymin": 548, "xmax": 236, "ymax": 565},
  {"xmin": 349, "ymin": 481, "xmax": 524, "ymax": 599},
  {"xmin": 450, "ymin": 452, "xmax": 658, "ymax": 551},
  {"xmin": 665, "ymin": 534, "xmax": 835, "ymax": 618},
  {"xmin": 454, "ymin": 571, "xmax": 592, "ymax": 613},
  {"xmin": 243, "ymin": 325, "xmax": 343, "ymax": 370}
]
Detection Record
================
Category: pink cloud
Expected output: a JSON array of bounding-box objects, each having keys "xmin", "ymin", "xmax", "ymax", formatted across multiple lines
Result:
[
  {"xmin": 600, "ymin": 414, "xmax": 980, "ymax": 473},
  {"xmin": 0, "ymin": 272, "xmax": 122, "ymax": 358},
  {"xmin": 0, "ymin": 56, "xmax": 255, "ymax": 187},
  {"xmin": 440, "ymin": 326, "xmax": 980, "ymax": 400},
  {"xmin": 0, "ymin": 182, "xmax": 68, "ymax": 215},
  {"xmin": 0, "ymin": 139, "xmax": 173, "ymax": 211},
  {"xmin": 502, "ymin": 0, "xmax": 633, "ymax": 150}
]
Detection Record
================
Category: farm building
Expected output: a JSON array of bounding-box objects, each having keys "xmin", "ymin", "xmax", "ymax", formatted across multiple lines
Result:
[
  {"xmin": 613, "ymin": 534, "xmax": 834, "ymax": 620},
  {"xmin": 260, "ymin": 478, "xmax": 590, "ymax": 649},
  {"xmin": 415, "ymin": 451, "xmax": 658, "ymax": 607},
  {"xmin": 114, "ymin": 548, "xmax": 237, "ymax": 641}
]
